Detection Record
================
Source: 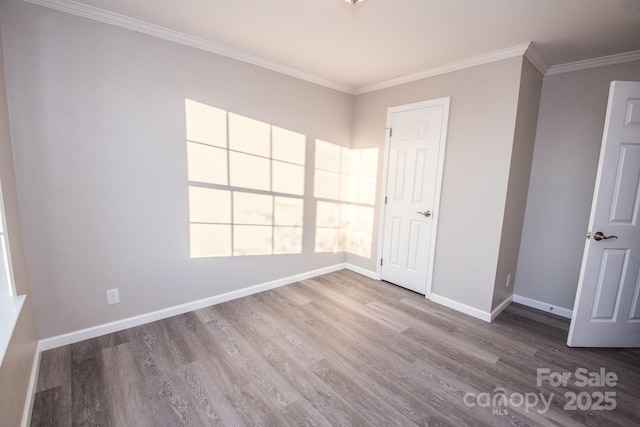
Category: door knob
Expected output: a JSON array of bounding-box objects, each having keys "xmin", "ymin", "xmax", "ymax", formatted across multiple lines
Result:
[
  {"xmin": 593, "ymin": 231, "xmax": 617, "ymax": 241},
  {"xmin": 417, "ymin": 210, "xmax": 432, "ymax": 217}
]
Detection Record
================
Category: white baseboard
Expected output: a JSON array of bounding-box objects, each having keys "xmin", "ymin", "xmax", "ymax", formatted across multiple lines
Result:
[
  {"xmin": 35, "ymin": 266, "xmax": 575, "ymax": 352},
  {"xmin": 39, "ymin": 263, "xmax": 347, "ymax": 351},
  {"xmin": 428, "ymin": 293, "xmax": 515, "ymax": 323},
  {"xmin": 21, "ymin": 341, "xmax": 42, "ymax": 427},
  {"xmin": 491, "ymin": 295, "xmax": 514, "ymax": 321},
  {"xmin": 429, "ymin": 292, "xmax": 572, "ymax": 323},
  {"xmin": 344, "ymin": 263, "xmax": 378, "ymax": 280},
  {"xmin": 512, "ymin": 294, "xmax": 573, "ymax": 319},
  {"xmin": 429, "ymin": 293, "xmax": 493, "ymax": 322}
]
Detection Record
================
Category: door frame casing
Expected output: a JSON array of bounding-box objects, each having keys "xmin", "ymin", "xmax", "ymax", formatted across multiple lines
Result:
[{"xmin": 376, "ymin": 97, "xmax": 451, "ymax": 298}]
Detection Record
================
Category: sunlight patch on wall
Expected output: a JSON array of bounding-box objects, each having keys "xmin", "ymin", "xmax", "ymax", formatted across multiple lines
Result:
[
  {"xmin": 185, "ymin": 99, "xmax": 305, "ymax": 258},
  {"xmin": 314, "ymin": 140, "xmax": 378, "ymax": 258}
]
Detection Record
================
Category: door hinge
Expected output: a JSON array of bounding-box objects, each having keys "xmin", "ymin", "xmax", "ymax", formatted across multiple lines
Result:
[
  {"xmin": 380, "ymin": 258, "xmax": 384, "ymax": 266},
  {"xmin": 385, "ymin": 196, "xmax": 388, "ymax": 204},
  {"xmin": 386, "ymin": 127, "xmax": 392, "ymax": 138}
]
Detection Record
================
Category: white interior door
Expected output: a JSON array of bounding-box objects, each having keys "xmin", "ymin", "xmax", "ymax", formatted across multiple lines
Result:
[
  {"xmin": 568, "ymin": 81, "xmax": 640, "ymax": 347},
  {"xmin": 380, "ymin": 99, "xmax": 449, "ymax": 295}
]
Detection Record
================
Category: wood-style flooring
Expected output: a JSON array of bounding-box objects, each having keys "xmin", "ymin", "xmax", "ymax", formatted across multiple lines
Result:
[{"xmin": 31, "ymin": 270, "xmax": 640, "ymax": 426}]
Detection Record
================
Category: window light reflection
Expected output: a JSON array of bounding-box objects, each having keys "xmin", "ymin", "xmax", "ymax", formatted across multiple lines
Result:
[
  {"xmin": 185, "ymin": 99, "xmax": 305, "ymax": 258},
  {"xmin": 314, "ymin": 139, "xmax": 378, "ymax": 258}
]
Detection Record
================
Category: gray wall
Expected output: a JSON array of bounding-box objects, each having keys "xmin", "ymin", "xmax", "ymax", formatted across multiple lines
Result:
[
  {"xmin": 492, "ymin": 58, "xmax": 543, "ymax": 310},
  {"xmin": 515, "ymin": 60, "xmax": 640, "ymax": 309},
  {"xmin": 1, "ymin": 0, "xmax": 353, "ymax": 339},
  {"xmin": 0, "ymin": 15, "xmax": 39, "ymax": 426},
  {"xmin": 351, "ymin": 57, "xmax": 524, "ymax": 313}
]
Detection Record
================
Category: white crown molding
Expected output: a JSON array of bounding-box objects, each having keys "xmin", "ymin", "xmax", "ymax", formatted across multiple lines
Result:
[
  {"xmin": 20, "ymin": 0, "xmax": 538, "ymax": 96},
  {"xmin": 353, "ymin": 43, "xmax": 532, "ymax": 95},
  {"xmin": 546, "ymin": 49, "xmax": 640, "ymax": 76},
  {"xmin": 29, "ymin": 0, "xmax": 639, "ymax": 95},
  {"xmin": 523, "ymin": 42, "xmax": 549, "ymax": 75},
  {"xmin": 21, "ymin": 0, "xmax": 356, "ymax": 94}
]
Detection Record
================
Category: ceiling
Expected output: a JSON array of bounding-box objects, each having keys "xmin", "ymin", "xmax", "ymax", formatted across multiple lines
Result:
[{"xmin": 35, "ymin": 0, "xmax": 640, "ymax": 92}]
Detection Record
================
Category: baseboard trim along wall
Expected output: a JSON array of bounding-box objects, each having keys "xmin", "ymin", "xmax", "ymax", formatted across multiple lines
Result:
[
  {"xmin": 38, "ymin": 263, "xmax": 349, "ymax": 351},
  {"xmin": 428, "ymin": 292, "xmax": 574, "ymax": 322},
  {"xmin": 35, "ymin": 266, "xmax": 572, "ymax": 352},
  {"xmin": 21, "ymin": 342, "xmax": 41, "ymax": 427},
  {"xmin": 428, "ymin": 293, "xmax": 516, "ymax": 323},
  {"xmin": 429, "ymin": 293, "xmax": 494, "ymax": 322},
  {"xmin": 491, "ymin": 295, "xmax": 514, "ymax": 321},
  {"xmin": 512, "ymin": 294, "xmax": 573, "ymax": 319},
  {"xmin": 344, "ymin": 263, "xmax": 379, "ymax": 280}
]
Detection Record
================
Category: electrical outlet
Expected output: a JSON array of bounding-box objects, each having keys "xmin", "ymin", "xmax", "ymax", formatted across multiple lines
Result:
[
  {"xmin": 106, "ymin": 288, "xmax": 120, "ymax": 305},
  {"xmin": 506, "ymin": 273, "xmax": 512, "ymax": 288}
]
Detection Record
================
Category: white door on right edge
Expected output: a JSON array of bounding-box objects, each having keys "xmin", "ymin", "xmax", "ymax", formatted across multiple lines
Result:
[
  {"xmin": 380, "ymin": 101, "xmax": 448, "ymax": 295},
  {"xmin": 568, "ymin": 81, "xmax": 640, "ymax": 347}
]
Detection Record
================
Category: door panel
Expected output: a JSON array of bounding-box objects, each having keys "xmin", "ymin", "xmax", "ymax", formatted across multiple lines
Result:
[
  {"xmin": 393, "ymin": 151, "xmax": 408, "ymax": 200},
  {"xmin": 413, "ymin": 149, "xmax": 428, "ymax": 202},
  {"xmin": 389, "ymin": 216, "xmax": 403, "ymax": 265},
  {"xmin": 568, "ymin": 81, "xmax": 640, "ymax": 347},
  {"xmin": 380, "ymin": 100, "xmax": 449, "ymax": 295},
  {"xmin": 407, "ymin": 220, "xmax": 422, "ymax": 271},
  {"xmin": 630, "ymin": 276, "xmax": 640, "ymax": 319},
  {"xmin": 591, "ymin": 249, "xmax": 626, "ymax": 320},
  {"xmin": 608, "ymin": 144, "xmax": 640, "ymax": 224}
]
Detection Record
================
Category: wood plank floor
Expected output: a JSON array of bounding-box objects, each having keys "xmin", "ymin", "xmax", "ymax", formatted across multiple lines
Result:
[{"xmin": 31, "ymin": 270, "xmax": 640, "ymax": 426}]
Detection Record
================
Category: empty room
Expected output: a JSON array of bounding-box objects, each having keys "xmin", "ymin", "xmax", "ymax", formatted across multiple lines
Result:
[{"xmin": 1, "ymin": 0, "xmax": 639, "ymax": 425}]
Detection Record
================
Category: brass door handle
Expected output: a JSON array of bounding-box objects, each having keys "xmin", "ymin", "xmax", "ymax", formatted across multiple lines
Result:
[
  {"xmin": 593, "ymin": 231, "xmax": 617, "ymax": 241},
  {"xmin": 417, "ymin": 210, "xmax": 432, "ymax": 217}
]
